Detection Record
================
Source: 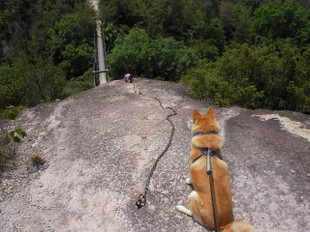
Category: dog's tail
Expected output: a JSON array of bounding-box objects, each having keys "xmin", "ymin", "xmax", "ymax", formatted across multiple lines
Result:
[{"xmin": 220, "ymin": 218, "xmax": 256, "ymax": 232}]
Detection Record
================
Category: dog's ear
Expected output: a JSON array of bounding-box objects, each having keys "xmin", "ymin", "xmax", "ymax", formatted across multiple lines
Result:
[
  {"xmin": 193, "ymin": 109, "xmax": 201, "ymax": 123},
  {"xmin": 206, "ymin": 106, "xmax": 216, "ymax": 117}
]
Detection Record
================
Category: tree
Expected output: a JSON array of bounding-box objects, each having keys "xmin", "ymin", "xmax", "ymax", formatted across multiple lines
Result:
[
  {"xmin": 100, "ymin": 0, "xmax": 146, "ymax": 28},
  {"xmin": 146, "ymin": 37, "xmax": 198, "ymax": 81},
  {"xmin": 24, "ymin": 57, "xmax": 67, "ymax": 105},
  {"xmin": 233, "ymin": 3, "xmax": 252, "ymax": 43},
  {"xmin": 0, "ymin": 60, "xmax": 28, "ymax": 108},
  {"xmin": 250, "ymin": 0, "xmax": 310, "ymax": 47},
  {"xmin": 0, "ymin": 57, "xmax": 66, "ymax": 108},
  {"xmin": 0, "ymin": 0, "xmax": 83, "ymax": 61},
  {"xmin": 108, "ymin": 28, "xmax": 149, "ymax": 78},
  {"xmin": 49, "ymin": 9, "xmax": 94, "ymax": 80},
  {"xmin": 108, "ymin": 28, "xmax": 197, "ymax": 81},
  {"xmin": 203, "ymin": 18, "xmax": 226, "ymax": 55},
  {"xmin": 219, "ymin": 1, "xmax": 236, "ymax": 42}
]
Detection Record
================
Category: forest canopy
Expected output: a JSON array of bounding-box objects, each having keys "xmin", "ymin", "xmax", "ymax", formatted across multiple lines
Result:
[
  {"xmin": 1, "ymin": 0, "xmax": 309, "ymax": 113},
  {"xmin": 0, "ymin": 0, "xmax": 95, "ymax": 108}
]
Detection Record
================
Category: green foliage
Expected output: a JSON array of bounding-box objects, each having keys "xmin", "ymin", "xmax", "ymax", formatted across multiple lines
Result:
[
  {"xmin": 1, "ymin": 106, "xmax": 27, "ymax": 143},
  {"xmin": 190, "ymin": 39, "xmax": 220, "ymax": 61},
  {"xmin": 0, "ymin": 61, "xmax": 27, "ymax": 108},
  {"xmin": 250, "ymin": 0, "xmax": 310, "ymax": 46},
  {"xmin": 102, "ymin": 22, "xmax": 119, "ymax": 51},
  {"xmin": 24, "ymin": 57, "xmax": 67, "ymax": 105},
  {"xmin": 145, "ymin": 37, "xmax": 198, "ymax": 81},
  {"xmin": 100, "ymin": 0, "xmax": 146, "ymax": 28},
  {"xmin": 232, "ymin": 3, "xmax": 252, "ymax": 43},
  {"xmin": 10, "ymin": 127, "xmax": 27, "ymax": 143},
  {"xmin": 0, "ymin": 0, "xmax": 93, "ymax": 108},
  {"xmin": 108, "ymin": 28, "xmax": 198, "ymax": 81},
  {"xmin": 49, "ymin": 10, "xmax": 94, "ymax": 80},
  {"xmin": 108, "ymin": 28, "xmax": 148, "ymax": 78},
  {"xmin": 0, "ymin": 57, "xmax": 67, "ymax": 108},
  {"xmin": 161, "ymin": 0, "xmax": 203, "ymax": 42},
  {"xmin": 201, "ymin": 18, "xmax": 226, "ymax": 55},
  {"xmin": 0, "ymin": 0, "xmax": 83, "ymax": 61},
  {"xmin": 184, "ymin": 43, "xmax": 310, "ymax": 113},
  {"xmin": 0, "ymin": 105, "xmax": 26, "ymax": 170},
  {"xmin": 61, "ymin": 68, "xmax": 94, "ymax": 98},
  {"xmin": 219, "ymin": 1, "xmax": 236, "ymax": 41},
  {"xmin": 1, "ymin": 0, "xmax": 310, "ymax": 114},
  {"xmin": 1, "ymin": 106, "xmax": 20, "ymax": 120},
  {"xmin": 40, "ymin": 96, "xmax": 53, "ymax": 104}
]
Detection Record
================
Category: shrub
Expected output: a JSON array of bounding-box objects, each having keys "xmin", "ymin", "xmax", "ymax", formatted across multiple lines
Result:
[
  {"xmin": 184, "ymin": 43, "xmax": 310, "ymax": 113},
  {"xmin": 108, "ymin": 28, "xmax": 198, "ymax": 81},
  {"xmin": 0, "ymin": 106, "xmax": 26, "ymax": 170},
  {"xmin": 0, "ymin": 61, "xmax": 27, "ymax": 108},
  {"xmin": 0, "ymin": 58, "xmax": 67, "ymax": 108},
  {"xmin": 61, "ymin": 68, "xmax": 93, "ymax": 98}
]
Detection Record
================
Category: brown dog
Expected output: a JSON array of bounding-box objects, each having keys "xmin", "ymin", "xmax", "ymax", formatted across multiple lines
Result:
[
  {"xmin": 176, "ymin": 107, "xmax": 232, "ymax": 229},
  {"xmin": 220, "ymin": 218, "xmax": 256, "ymax": 232}
]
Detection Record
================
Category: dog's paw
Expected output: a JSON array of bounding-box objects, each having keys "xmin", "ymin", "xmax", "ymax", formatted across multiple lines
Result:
[
  {"xmin": 185, "ymin": 178, "xmax": 192, "ymax": 185},
  {"xmin": 176, "ymin": 205, "xmax": 185, "ymax": 212},
  {"xmin": 176, "ymin": 205, "xmax": 192, "ymax": 217}
]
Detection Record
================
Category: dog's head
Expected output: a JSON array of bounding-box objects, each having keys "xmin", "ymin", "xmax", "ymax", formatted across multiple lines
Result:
[{"xmin": 191, "ymin": 107, "xmax": 220, "ymax": 136}]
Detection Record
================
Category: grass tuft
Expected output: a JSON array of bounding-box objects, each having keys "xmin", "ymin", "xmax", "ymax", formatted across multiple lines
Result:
[
  {"xmin": 31, "ymin": 155, "xmax": 45, "ymax": 167},
  {"xmin": 0, "ymin": 133, "xmax": 16, "ymax": 170}
]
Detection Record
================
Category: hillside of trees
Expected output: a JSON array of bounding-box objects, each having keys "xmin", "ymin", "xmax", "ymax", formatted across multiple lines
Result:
[
  {"xmin": 1, "ymin": 0, "xmax": 310, "ymax": 113},
  {"xmin": 0, "ymin": 0, "xmax": 95, "ymax": 108}
]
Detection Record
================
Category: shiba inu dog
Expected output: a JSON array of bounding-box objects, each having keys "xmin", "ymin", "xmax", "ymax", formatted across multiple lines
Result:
[
  {"xmin": 220, "ymin": 218, "xmax": 256, "ymax": 232},
  {"xmin": 176, "ymin": 107, "xmax": 232, "ymax": 229}
]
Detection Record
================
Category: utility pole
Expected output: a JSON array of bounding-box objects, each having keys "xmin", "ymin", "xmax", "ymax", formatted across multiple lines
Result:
[{"xmin": 91, "ymin": 0, "xmax": 108, "ymax": 84}]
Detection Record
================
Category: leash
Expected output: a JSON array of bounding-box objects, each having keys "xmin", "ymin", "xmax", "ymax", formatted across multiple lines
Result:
[
  {"xmin": 206, "ymin": 148, "xmax": 219, "ymax": 232},
  {"xmin": 136, "ymin": 99, "xmax": 177, "ymax": 209}
]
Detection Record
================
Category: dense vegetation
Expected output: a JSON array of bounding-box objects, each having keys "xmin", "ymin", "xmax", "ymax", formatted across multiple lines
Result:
[
  {"xmin": 1, "ymin": 0, "xmax": 310, "ymax": 113},
  {"xmin": 100, "ymin": 0, "xmax": 310, "ymax": 113},
  {"xmin": 0, "ymin": 0, "xmax": 95, "ymax": 108}
]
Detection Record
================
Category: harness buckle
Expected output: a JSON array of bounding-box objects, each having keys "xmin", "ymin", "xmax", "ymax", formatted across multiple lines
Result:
[{"xmin": 135, "ymin": 194, "xmax": 147, "ymax": 209}]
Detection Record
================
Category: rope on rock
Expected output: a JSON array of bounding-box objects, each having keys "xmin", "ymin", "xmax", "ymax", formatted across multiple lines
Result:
[{"xmin": 134, "ymin": 87, "xmax": 177, "ymax": 209}]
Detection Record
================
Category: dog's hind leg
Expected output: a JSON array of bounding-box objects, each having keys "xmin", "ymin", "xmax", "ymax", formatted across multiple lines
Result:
[
  {"xmin": 185, "ymin": 177, "xmax": 192, "ymax": 185},
  {"xmin": 176, "ymin": 205, "xmax": 193, "ymax": 217},
  {"xmin": 176, "ymin": 191, "xmax": 201, "ymax": 218},
  {"xmin": 188, "ymin": 191, "xmax": 209, "ymax": 226}
]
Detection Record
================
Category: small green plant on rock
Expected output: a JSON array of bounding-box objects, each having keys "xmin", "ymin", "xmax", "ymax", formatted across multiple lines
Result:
[
  {"xmin": 0, "ymin": 106, "xmax": 27, "ymax": 170},
  {"xmin": 1, "ymin": 106, "xmax": 27, "ymax": 143}
]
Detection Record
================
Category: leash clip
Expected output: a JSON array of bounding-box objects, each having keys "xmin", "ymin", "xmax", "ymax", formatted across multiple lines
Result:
[{"xmin": 135, "ymin": 194, "xmax": 147, "ymax": 209}]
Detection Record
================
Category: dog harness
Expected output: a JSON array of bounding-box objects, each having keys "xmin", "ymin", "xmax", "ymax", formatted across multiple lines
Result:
[
  {"xmin": 195, "ymin": 131, "xmax": 217, "ymax": 135},
  {"xmin": 193, "ymin": 131, "xmax": 221, "ymax": 231},
  {"xmin": 193, "ymin": 132, "xmax": 222, "ymax": 163}
]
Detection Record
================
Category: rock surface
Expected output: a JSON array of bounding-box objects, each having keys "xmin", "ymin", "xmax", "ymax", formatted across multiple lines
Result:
[{"xmin": 0, "ymin": 78, "xmax": 309, "ymax": 232}]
